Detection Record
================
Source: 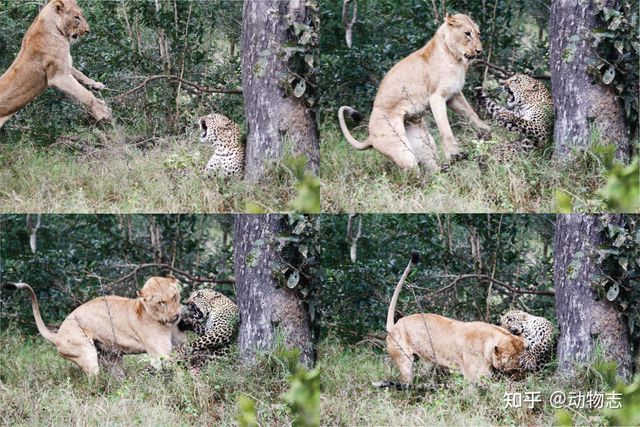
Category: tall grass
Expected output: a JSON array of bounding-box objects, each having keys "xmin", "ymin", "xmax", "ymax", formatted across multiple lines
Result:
[
  {"xmin": 319, "ymin": 340, "xmax": 629, "ymax": 426},
  {"xmin": 0, "ymin": 330, "xmax": 316, "ymax": 426},
  {"xmin": 0, "ymin": 125, "xmax": 319, "ymax": 213},
  {"xmin": 320, "ymin": 123, "xmax": 617, "ymax": 213}
]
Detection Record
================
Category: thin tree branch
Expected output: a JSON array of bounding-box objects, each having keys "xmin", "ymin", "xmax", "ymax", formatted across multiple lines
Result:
[
  {"xmin": 409, "ymin": 273, "xmax": 555, "ymax": 296},
  {"xmin": 113, "ymin": 75, "xmax": 242, "ymax": 101},
  {"xmin": 109, "ymin": 263, "xmax": 234, "ymax": 286}
]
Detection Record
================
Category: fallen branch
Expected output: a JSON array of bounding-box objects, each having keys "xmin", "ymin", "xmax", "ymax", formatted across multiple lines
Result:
[{"xmin": 113, "ymin": 75, "xmax": 242, "ymax": 101}]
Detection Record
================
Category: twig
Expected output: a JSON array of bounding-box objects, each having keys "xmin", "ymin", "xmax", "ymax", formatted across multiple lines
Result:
[
  {"xmin": 112, "ymin": 75, "xmax": 242, "ymax": 101},
  {"xmin": 109, "ymin": 263, "xmax": 234, "ymax": 286},
  {"xmin": 409, "ymin": 274, "xmax": 554, "ymax": 296}
]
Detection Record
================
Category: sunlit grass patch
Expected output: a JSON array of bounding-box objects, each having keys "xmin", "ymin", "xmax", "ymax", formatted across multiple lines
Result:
[
  {"xmin": 0, "ymin": 124, "xmax": 319, "ymax": 213},
  {"xmin": 320, "ymin": 123, "xmax": 623, "ymax": 213}
]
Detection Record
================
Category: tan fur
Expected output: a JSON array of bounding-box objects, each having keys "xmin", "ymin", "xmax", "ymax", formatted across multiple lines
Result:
[
  {"xmin": 338, "ymin": 13, "xmax": 491, "ymax": 170},
  {"xmin": 6, "ymin": 277, "xmax": 181, "ymax": 376},
  {"xmin": 384, "ymin": 255, "xmax": 525, "ymax": 384},
  {"xmin": 0, "ymin": 0, "xmax": 111, "ymax": 129}
]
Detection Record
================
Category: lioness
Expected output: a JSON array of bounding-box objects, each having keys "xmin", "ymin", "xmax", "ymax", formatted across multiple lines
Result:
[
  {"xmin": 379, "ymin": 253, "xmax": 525, "ymax": 387},
  {"xmin": 3, "ymin": 276, "xmax": 181, "ymax": 376},
  {"xmin": 338, "ymin": 14, "xmax": 491, "ymax": 171},
  {"xmin": 0, "ymin": 0, "xmax": 111, "ymax": 129}
]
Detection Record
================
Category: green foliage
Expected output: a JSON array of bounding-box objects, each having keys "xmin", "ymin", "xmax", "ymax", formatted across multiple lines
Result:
[
  {"xmin": 320, "ymin": 214, "xmax": 555, "ymax": 342},
  {"xmin": 589, "ymin": 0, "xmax": 639, "ymax": 134},
  {"xmin": 598, "ymin": 157, "xmax": 640, "ymax": 212},
  {"xmin": 282, "ymin": 368, "xmax": 320, "ymax": 427},
  {"xmin": 237, "ymin": 395, "xmax": 258, "ymax": 427},
  {"xmin": 282, "ymin": 0, "xmax": 319, "ymax": 109},
  {"xmin": 591, "ymin": 216, "xmax": 640, "ymax": 357},
  {"xmin": 271, "ymin": 215, "xmax": 321, "ymax": 328},
  {"xmin": 0, "ymin": 214, "xmax": 234, "ymax": 328}
]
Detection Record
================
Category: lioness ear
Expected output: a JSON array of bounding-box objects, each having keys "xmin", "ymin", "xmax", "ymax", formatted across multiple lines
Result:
[
  {"xmin": 52, "ymin": 0, "xmax": 65, "ymax": 13},
  {"xmin": 446, "ymin": 13, "xmax": 458, "ymax": 26},
  {"xmin": 494, "ymin": 345, "xmax": 501, "ymax": 356}
]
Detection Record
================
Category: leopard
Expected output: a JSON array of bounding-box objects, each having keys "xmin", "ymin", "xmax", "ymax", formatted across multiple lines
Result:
[
  {"xmin": 198, "ymin": 113, "xmax": 245, "ymax": 177},
  {"xmin": 175, "ymin": 288, "xmax": 239, "ymax": 367},
  {"xmin": 475, "ymin": 74, "xmax": 553, "ymax": 159},
  {"xmin": 499, "ymin": 309, "xmax": 556, "ymax": 372}
]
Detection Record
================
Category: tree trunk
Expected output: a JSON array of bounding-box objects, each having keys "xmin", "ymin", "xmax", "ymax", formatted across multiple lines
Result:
[
  {"xmin": 233, "ymin": 214, "xmax": 314, "ymax": 366},
  {"xmin": 554, "ymin": 214, "xmax": 632, "ymax": 380},
  {"xmin": 549, "ymin": 0, "xmax": 629, "ymax": 161},
  {"xmin": 241, "ymin": 0, "xmax": 320, "ymax": 181}
]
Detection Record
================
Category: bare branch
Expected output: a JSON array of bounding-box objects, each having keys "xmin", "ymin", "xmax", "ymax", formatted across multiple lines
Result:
[
  {"xmin": 342, "ymin": 0, "xmax": 358, "ymax": 48},
  {"xmin": 113, "ymin": 75, "xmax": 242, "ymax": 101},
  {"xmin": 108, "ymin": 263, "xmax": 234, "ymax": 287},
  {"xmin": 410, "ymin": 273, "xmax": 555, "ymax": 297}
]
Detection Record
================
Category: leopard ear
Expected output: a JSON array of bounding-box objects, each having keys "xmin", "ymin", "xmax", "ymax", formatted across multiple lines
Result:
[{"xmin": 52, "ymin": 0, "xmax": 65, "ymax": 13}]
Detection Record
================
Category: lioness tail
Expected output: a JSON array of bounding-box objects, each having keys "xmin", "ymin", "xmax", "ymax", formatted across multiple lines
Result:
[
  {"xmin": 338, "ymin": 106, "xmax": 372, "ymax": 150},
  {"xmin": 386, "ymin": 251, "xmax": 420, "ymax": 332},
  {"xmin": 3, "ymin": 282, "xmax": 57, "ymax": 343}
]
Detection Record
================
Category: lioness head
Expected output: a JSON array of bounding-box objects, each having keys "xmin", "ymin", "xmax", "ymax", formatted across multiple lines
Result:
[
  {"xmin": 50, "ymin": 0, "xmax": 90, "ymax": 44},
  {"xmin": 492, "ymin": 334, "xmax": 526, "ymax": 373},
  {"xmin": 441, "ymin": 13, "xmax": 482, "ymax": 61},
  {"xmin": 136, "ymin": 276, "xmax": 182, "ymax": 324}
]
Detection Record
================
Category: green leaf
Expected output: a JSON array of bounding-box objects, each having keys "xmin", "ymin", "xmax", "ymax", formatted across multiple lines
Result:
[
  {"xmin": 606, "ymin": 283, "xmax": 619, "ymax": 301},
  {"xmin": 287, "ymin": 270, "xmax": 300, "ymax": 288},
  {"xmin": 293, "ymin": 80, "xmax": 307, "ymax": 98},
  {"xmin": 602, "ymin": 67, "xmax": 616, "ymax": 84}
]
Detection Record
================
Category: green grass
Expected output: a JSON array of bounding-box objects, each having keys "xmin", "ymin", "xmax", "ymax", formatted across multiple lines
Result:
[
  {"xmin": 319, "ymin": 341, "xmax": 629, "ymax": 426},
  {"xmin": 0, "ymin": 125, "xmax": 319, "ymax": 213},
  {"xmin": 320, "ymin": 122, "xmax": 614, "ymax": 213},
  {"xmin": 0, "ymin": 330, "xmax": 316, "ymax": 426}
]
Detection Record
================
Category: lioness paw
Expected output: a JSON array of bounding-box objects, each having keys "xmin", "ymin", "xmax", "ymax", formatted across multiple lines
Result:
[{"xmin": 91, "ymin": 81, "xmax": 106, "ymax": 90}]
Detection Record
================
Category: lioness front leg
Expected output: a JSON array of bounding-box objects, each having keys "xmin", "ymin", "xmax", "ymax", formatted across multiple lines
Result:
[
  {"xmin": 49, "ymin": 73, "xmax": 111, "ymax": 121},
  {"xmin": 447, "ymin": 92, "xmax": 492, "ymax": 139},
  {"xmin": 429, "ymin": 95, "xmax": 462, "ymax": 161},
  {"xmin": 71, "ymin": 67, "xmax": 105, "ymax": 91}
]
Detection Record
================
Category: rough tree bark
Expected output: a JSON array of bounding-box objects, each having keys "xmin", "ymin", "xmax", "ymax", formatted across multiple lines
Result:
[
  {"xmin": 233, "ymin": 214, "xmax": 314, "ymax": 366},
  {"xmin": 241, "ymin": 0, "xmax": 320, "ymax": 181},
  {"xmin": 554, "ymin": 214, "xmax": 632, "ymax": 380},
  {"xmin": 549, "ymin": 0, "xmax": 629, "ymax": 161}
]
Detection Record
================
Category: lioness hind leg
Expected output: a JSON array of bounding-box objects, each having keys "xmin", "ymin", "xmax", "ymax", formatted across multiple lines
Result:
[
  {"xmin": 405, "ymin": 120, "xmax": 439, "ymax": 172},
  {"xmin": 370, "ymin": 114, "xmax": 419, "ymax": 169},
  {"xmin": 57, "ymin": 339, "xmax": 100, "ymax": 376},
  {"xmin": 48, "ymin": 73, "xmax": 112, "ymax": 122},
  {"xmin": 387, "ymin": 337, "xmax": 415, "ymax": 384}
]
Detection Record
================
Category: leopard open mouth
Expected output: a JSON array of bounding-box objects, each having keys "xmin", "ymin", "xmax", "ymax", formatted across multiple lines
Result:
[
  {"xmin": 199, "ymin": 119, "xmax": 208, "ymax": 140},
  {"xmin": 504, "ymin": 86, "xmax": 516, "ymax": 107}
]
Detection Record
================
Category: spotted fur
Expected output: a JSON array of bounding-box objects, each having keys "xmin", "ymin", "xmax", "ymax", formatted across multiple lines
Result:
[
  {"xmin": 500, "ymin": 310, "xmax": 556, "ymax": 372},
  {"xmin": 176, "ymin": 289, "xmax": 238, "ymax": 366},
  {"xmin": 475, "ymin": 74, "xmax": 553, "ymax": 157},
  {"xmin": 199, "ymin": 113, "xmax": 245, "ymax": 177}
]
